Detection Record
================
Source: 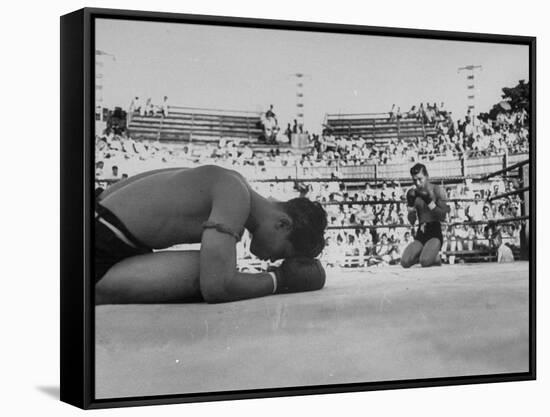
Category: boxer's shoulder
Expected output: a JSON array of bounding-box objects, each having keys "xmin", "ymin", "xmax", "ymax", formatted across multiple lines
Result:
[{"xmin": 431, "ymin": 183, "xmax": 446, "ymax": 198}]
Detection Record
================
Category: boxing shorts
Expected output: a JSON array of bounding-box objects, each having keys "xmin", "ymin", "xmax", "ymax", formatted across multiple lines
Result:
[
  {"xmin": 415, "ymin": 221, "xmax": 443, "ymax": 245},
  {"xmin": 95, "ymin": 202, "xmax": 152, "ymax": 283}
]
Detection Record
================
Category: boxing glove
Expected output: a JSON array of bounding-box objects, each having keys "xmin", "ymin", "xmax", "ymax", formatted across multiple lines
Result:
[
  {"xmin": 416, "ymin": 188, "xmax": 436, "ymax": 209},
  {"xmin": 406, "ymin": 188, "xmax": 417, "ymax": 207},
  {"xmin": 270, "ymin": 257, "xmax": 326, "ymax": 294}
]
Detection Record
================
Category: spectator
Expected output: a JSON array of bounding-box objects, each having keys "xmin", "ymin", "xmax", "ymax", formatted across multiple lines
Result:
[
  {"xmin": 474, "ymin": 225, "xmax": 491, "ymax": 250},
  {"xmin": 372, "ymin": 233, "xmax": 392, "ymax": 265},
  {"xmin": 95, "ymin": 161, "xmax": 104, "ymax": 179},
  {"xmin": 323, "ymin": 236, "xmax": 338, "ymax": 269},
  {"xmin": 442, "ymin": 225, "xmax": 458, "ymax": 264},
  {"xmin": 292, "ymin": 119, "xmax": 298, "ymax": 134},
  {"xmin": 161, "ymin": 96, "xmax": 169, "ymax": 117},
  {"xmin": 285, "ymin": 123, "xmax": 292, "ymax": 141},
  {"xmin": 138, "ymin": 97, "xmax": 146, "ymax": 116},
  {"xmin": 266, "ymin": 104, "xmax": 276, "ymax": 121},
  {"xmin": 388, "ymin": 104, "xmax": 396, "ymax": 121},
  {"xmin": 493, "ymin": 232, "xmax": 514, "ymax": 263},
  {"xmin": 145, "ymin": 98, "xmax": 154, "ymax": 116},
  {"xmin": 399, "ymin": 231, "xmax": 412, "ymax": 255},
  {"xmin": 110, "ymin": 165, "xmax": 120, "ymax": 180},
  {"xmin": 129, "ymin": 96, "xmax": 140, "ymax": 116},
  {"xmin": 482, "ymin": 205, "xmax": 493, "ymax": 221},
  {"xmin": 467, "ymin": 193, "xmax": 484, "ymax": 221}
]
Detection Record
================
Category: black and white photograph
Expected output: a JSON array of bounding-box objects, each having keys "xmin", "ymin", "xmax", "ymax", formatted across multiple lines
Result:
[
  {"xmin": 53, "ymin": 4, "xmax": 539, "ymax": 409},
  {"xmin": 88, "ymin": 13, "xmax": 534, "ymax": 402}
]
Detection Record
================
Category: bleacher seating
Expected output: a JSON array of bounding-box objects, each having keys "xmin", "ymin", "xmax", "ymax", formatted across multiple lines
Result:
[
  {"xmin": 128, "ymin": 105, "xmax": 264, "ymax": 143},
  {"xmin": 324, "ymin": 113, "xmax": 438, "ymax": 144}
]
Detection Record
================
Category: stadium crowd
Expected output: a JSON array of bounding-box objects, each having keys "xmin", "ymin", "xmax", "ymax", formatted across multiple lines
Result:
[
  {"xmin": 314, "ymin": 107, "xmax": 529, "ymax": 166},
  {"xmin": 95, "ymin": 108, "xmax": 529, "ymax": 180},
  {"xmin": 96, "ymin": 100, "xmax": 528, "ymax": 267},
  {"xmin": 128, "ymin": 95, "xmax": 169, "ymax": 119},
  {"xmin": 95, "ymin": 129, "xmax": 525, "ymax": 266}
]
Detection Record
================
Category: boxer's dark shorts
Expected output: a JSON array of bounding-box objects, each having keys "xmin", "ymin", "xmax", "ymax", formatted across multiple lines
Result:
[
  {"xmin": 95, "ymin": 203, "xmax": 152, "ymax": 283},
  {"xmin": 415, "ymin": 222, "xmax": 443, "ymax": 245}
]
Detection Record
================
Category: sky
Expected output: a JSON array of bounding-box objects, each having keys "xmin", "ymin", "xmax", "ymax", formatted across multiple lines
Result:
[{"xmin": 96, "ymin": 18, "xmax": 529, "ymax": 133}]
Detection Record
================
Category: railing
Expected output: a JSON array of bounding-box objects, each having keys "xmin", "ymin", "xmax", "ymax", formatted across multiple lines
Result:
[
  {"xmin": 325, "ymin": 111, "xmax": 391, "ymax": 119},
  {"xmin": 268, "ymin": 153, "xmax": 525, "ymax": 181},
  {"xmin": 465, "ymin": 155, "xmax": 505, "ymax": 177},
  {"xmin": 169, "ymin": 105, "xmax": 262, "ymax": 117},
  {"xmin": 128, "ymin": 105, "xmax": 263, "ymax": 142},
  {"xmin": 508, "ymin": 153, "xmax": 530, "ymax": 165},
  {"xmin": 324, "ymin": 112, "xmax": 438, "ymax": 143},
  {"xmin": 96, "ymin": 152, "xmax": 529, "ymax": 183}
]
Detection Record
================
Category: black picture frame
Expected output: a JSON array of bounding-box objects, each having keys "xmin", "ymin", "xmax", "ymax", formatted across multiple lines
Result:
[{"xmin": 60, "ymin": 7, "xmax": 536, "ymax": 409}]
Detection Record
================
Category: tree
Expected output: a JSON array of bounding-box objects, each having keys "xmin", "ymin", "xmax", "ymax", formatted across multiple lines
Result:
[{"xmin": 487, "ymin": 80, "xmax": 529, "ymax": 120}]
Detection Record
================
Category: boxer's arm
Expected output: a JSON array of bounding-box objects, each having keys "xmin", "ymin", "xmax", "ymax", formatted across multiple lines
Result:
[
  {"xmin": 199, "ymin": 171, "xmax": 274, "ymax": 303},
  {"xmin": 407, "ymin": 209, "xmax": 417, "ymax": 225},
  {"xmin": 429, "ymin": 185, "xmax": 451, "ymax": 221}
]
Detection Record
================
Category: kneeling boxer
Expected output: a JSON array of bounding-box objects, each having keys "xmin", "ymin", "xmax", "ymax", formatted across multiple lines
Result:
[
  {"xmin": 95, "ymin": 165, "xmax": 327, "ymax": 304},
  {"xmin": 401, "ymin": 163, "xmax": 450, "ymax": 268}
]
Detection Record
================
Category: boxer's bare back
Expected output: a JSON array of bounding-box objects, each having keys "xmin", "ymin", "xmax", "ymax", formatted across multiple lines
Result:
[{"xmin": 99, "ymin": 165, "xmax": 249, "ymax": 249}]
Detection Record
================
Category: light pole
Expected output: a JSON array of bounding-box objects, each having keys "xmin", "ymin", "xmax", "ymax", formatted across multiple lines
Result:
[
  {"xmin": 95, "ymin": 50, "xmax": 116, "ymax": 134},
  {"xmin": 457, "ymin": 65, "xmax": 482, "ymax": 125},
  {"xmin": 292, "ymin": 72, "xmax": 311, "ymax": 132},
  {"xmin": 95, "ymin": 50, "xmax": 116, "ymax": 109}
]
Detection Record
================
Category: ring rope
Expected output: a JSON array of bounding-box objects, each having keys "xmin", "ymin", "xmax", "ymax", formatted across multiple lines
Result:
[
  {"xmin": 480, "ymin": 159, "xmax": 529, "ymax": 181},
  {"xmin": 326, "ymin": 216, "xmax": 529, "ymax": 231},
  {"xmin": 247, "ymin": 176, "xmax": 507, "ymax": 184},
  {"xmin": 321, "ymin": 197, "xmax": 508, "ymax": 206},
  {"xmin": 487, "ymin": 186, "xmax": 529, "ymax": 202}
]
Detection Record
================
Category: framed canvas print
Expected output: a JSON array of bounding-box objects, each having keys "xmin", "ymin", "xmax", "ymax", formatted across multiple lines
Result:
[{"xmin": 60, "ymin": 7, "xmax": 536, "ymax": 409}]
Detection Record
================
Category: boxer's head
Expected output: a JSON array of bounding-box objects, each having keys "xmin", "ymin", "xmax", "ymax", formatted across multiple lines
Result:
[
  {"xmin": 250, "ymin": 198, "xmax": 327, "ymax": 262},
  {"xmin": 410, "ymin": 163, "xmax": 429, "ymax": 189}
]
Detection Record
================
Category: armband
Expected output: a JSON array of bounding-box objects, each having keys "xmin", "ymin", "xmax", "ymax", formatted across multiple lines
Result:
[{"xmin": 202, "ymin": 221, "xmax": 244, "ymax": 241}]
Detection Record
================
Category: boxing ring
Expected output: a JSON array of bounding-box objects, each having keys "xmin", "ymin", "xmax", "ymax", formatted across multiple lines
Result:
[
  {"xmin": 94, "ymin": 159, "xmax": 531, "ymax": 400},
  {"xmin": 95, "ymin": 262, "xmax": 529, "ymax": 399}
]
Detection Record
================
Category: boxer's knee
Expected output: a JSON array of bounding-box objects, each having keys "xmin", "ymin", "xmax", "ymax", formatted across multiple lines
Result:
[
  {"xmin": 419, "ymin": 239, "xmax": 441, "ymax": 267},
  {"xmin": 419, "ymin": 254, "xmax": 436, "ymax": 267},
  {"xmin": 400, "ymin": 255, "xmax": 414, "ymax": 268},
  {"xmin": 401, "ymin": 241, "xmax": 422, "ymax": 268}
]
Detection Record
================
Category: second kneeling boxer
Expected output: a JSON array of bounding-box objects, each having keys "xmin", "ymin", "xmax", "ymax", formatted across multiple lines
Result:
[{"xmin": 401, "ymin": 163, "xmax": 450, "ymax": 268}]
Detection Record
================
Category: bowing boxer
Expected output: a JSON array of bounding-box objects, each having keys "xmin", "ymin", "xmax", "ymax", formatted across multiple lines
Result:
[
  {"xmin": 95, "ymin": 165, "xmax": 327, "ymax": 304},
  {"xmin": 401, "ymin": 163, "xmax": 450, "ymax": 268}
]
